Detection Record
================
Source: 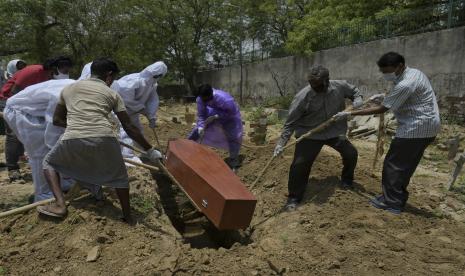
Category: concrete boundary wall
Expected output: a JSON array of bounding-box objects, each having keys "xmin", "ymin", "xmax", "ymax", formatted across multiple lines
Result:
[{"xmin": 195, "ymin": 27, "xmax": 465, "ymax": 108}]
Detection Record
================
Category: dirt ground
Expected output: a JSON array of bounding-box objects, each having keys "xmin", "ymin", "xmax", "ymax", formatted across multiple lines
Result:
[{"xmin": 1, "ymin": 103, "xmax": 465, "ymax": 275}]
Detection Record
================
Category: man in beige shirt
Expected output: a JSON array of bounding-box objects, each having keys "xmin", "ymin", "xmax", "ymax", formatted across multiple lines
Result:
[{"xmin": 38, "ymin": 58, "xmax": 161, "ymax": 223}]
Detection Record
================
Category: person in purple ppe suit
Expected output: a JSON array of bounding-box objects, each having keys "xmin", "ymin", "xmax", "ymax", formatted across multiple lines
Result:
[{"xmin": 188, "ymin": 84, "xmax": 243, "ymax": 170}]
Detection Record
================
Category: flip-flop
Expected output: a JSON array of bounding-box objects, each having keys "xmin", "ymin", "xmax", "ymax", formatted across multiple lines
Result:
[{"xmin": 37, "ymin": 205, "xmax": 67, "ymax": 218}]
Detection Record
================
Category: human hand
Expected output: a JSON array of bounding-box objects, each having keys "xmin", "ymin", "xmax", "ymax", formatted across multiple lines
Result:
[
  {"xmin": 333, "ymin": 111, "xmax": 351, "ymax": 121},
  {"xmin": 205, "ymin": 114, "xmax": 219, "ymax": 125},
  {"xmin": 273, "ymin": 144, "xmax": 284, "ymax": 157},
  {"xmin": 141, "ymin": 147, "xmax": 163, "ymax": 162},
  {"xmin": 352, "ymin": 97, "xmax": 363, "ymax": 109},
  {"xmin": 198, "ymin": 127, "xmax": 205, "ymax": 137},
  {"xmin": 369, "ymin": 93, "xmax": 385, "ymax": 104},
  {"xmin": 148, "ymin": 118, "xmax": 156, "ymax": 129}
]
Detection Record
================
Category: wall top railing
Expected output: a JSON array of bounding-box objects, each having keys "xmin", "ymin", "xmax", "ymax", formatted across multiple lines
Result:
[{"xmin": 199, "ymin": 0, "xmax": 465, "ymax": 71}]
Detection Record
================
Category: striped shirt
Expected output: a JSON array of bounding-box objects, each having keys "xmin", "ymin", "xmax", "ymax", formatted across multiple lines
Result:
[
  {"xmin": 278, "ymin": 80, "xmax": 361, "ymax": 146},
  {"xmin": 382, "ymin": 67, "xmax": 440, "ymax": 138}
]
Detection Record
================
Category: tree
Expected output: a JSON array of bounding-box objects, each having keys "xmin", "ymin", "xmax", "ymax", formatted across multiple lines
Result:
[
  {"xmin": 130, "ymin": 0, "xmax": 230, "ymax": 91},
  {"xmin": 285, "ymin": 0, "xmax": 456, "ymax": 55},
  {"xmin": 246, "ymin": 0, "xmax": 309, "ymax": 57},
  {"xmin": 0, "ymin": 0, "xmax": 61, "ymax": 61}
]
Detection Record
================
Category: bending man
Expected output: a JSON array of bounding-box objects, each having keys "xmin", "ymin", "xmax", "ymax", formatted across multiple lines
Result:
[
  {"xmin": 0, "ymin": 56, "xmax": 73, "ymax": 181},
  {"xmin": 334, "ymin": 52, "xmax": 441, "ymax": 214},
  {"xmin": 274, "ymin": 65, "xmax": 363, "ymax": 211},
  {"xmin": 188, "ymin": 84, "xmax": 243, "ymax": 170},
  {"xmin": 38, "ymin": 58, "xmax": 161, "ymax": 223},
  {"xmin": 111, "ymin": 61, "xmax": 167, "ymax": 160},
  {"xmin": 4, "ymin": 79, "xmax": 76, "ymax": 201}
]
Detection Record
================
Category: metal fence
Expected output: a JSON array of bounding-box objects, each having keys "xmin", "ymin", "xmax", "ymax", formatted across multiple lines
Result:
[
  {"xmin": 315, "ymin": 0, "xmax": 465, "ymax": 50},
  {"xmin": 200, "ymin": 0, "xmax": 465, "ymax": 70}
]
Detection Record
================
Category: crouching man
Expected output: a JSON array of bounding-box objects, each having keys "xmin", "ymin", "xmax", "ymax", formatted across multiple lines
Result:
[
  {"xmin": 274, "ymin": 65, "xmax": 363, "ymax": 211},
  {"xmin": 37, "ymin": 58, "xmax": 161, "ymax": 223},
  {"xmin": 188, "ymin": 84, "xmax": 243, "ymax": 170}
]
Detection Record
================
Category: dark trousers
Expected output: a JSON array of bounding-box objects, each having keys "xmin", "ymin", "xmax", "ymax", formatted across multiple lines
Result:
[
  {"xmin": 288, "ymin": 137, "xmax": 358, "ymax": 201},
  {"xmin": 0, "ymin": 100, "xmax": 24, "ymax": 171},
  {"xmin": 4, "ymin": 121, "xmax": 24, "ymax": 171},
  {"xmin": 382, "ymin": 137, "xmax": 435, "ymax": 208}
]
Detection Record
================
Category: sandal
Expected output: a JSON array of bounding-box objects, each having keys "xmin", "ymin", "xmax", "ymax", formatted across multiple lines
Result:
[{"xmin": 37, "ymin": 205, "xmax": 67, "ymax": 218}]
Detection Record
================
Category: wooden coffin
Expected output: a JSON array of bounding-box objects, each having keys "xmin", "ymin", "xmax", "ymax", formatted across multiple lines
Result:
[{"xmin": 165, "ymin": 139, "xmax": 256, "ymax": 230}]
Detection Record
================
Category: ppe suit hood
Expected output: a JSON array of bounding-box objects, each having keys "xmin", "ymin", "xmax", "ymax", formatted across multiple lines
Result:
[
  {"xmin": 78, "ymin": 62, "xmax": 92, "ymax": 80},
  {"xmin": 139, "ymin": 61, "xmax": 167, "ymax": 79},
  {"xmin": 6, "ymin": 59, "xmax": 25, "ymax": 79}
]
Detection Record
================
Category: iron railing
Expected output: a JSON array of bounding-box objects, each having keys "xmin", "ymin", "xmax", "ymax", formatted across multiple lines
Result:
[
  {"xmin": 200, "ymin": 0, "xmax": 465, "ymax": 70},
  {"xmin": 314, "ymin": 0, "xmax": 465, "ymax": 50}
]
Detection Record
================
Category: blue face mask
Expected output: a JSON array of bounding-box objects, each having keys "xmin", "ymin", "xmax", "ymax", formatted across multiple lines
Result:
[{"xmin": 383, "ymin": 72, "xmax": 397, "ymax": 82}]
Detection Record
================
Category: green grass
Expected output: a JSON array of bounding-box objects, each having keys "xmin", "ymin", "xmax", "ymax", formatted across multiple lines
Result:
[
  {"xmin": 131, "ymin": 195, "xmax": 156, "ymax": 215},
  {"xmin": 431, "ymin": 208, "xmax": 445, "ymax": 219},
  {"xmin": 280, "ymin": 232, "xmax": 289, "ymax": 243},
  {"xmin": 0, "ymin": 266, "xmax": 8, "ymax": 276}
]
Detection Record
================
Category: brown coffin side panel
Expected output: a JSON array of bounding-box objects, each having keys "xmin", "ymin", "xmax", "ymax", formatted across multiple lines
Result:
[
  {"xmin": 165, "ymin": 149, "xmax": 226, "ymax": 227},
  {"xmin": 168, "ymin": 140, "xmax": 256, "ymax": 200},
  {"xmin": 218, "ymin": 199, "xmax": 257, "ymax": 230},
  {"xmin": 165, "ymin": 139, "xmax": 257, "ymax": 230}
]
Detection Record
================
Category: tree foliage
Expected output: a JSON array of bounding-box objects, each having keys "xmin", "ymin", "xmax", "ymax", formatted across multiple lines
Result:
[
  {"xmin": 0, "ymin": 0, "xmax": 457, "ymax": 89},
  {"xmin": 285, "ymin": 0, "xmax": 454, "ymax": 55}
]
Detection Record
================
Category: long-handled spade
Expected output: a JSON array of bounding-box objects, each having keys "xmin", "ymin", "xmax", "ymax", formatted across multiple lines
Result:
[{"xmin": 250, "ymin": 100, "xmax": 371, "ymax": 189}]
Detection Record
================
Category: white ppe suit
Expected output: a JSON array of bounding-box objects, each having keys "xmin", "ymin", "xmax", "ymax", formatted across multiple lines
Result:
[
  {"xmin": 3, "ymin": 79, "xmax": 75, "ymax": 201},
  {"xmin": 111, "ymin": 61, "xmax": 167, "ymax": 158}
]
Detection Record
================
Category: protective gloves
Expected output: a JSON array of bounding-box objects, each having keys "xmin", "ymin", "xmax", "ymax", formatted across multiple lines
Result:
[
  {"xmin": 198, "ymin": 127, "xmax": 205, "ymax": 137},
  {"xmin": 369, "ymin": 93, "xmax": 385, "ymax": 104},
  {"xmin": 273, "ymin": 144, "xmax": 284, "ymax": 157},
  {"xmin": 352, "ymin": 96, "xmax": 363, "ymax": 109},
  {"xmin": 141, "ymin": 147, "xmax": 163, "ymax": 163},
  {"xmin": 205, "ymin": 114, "xmax": 219, "ymax": 125},
  {"xmin": 148, "ymin": 118, "xmax": 157, "ymax": 129},
  {"xmin": 333, "ymin": 111, "xmax": 352, "ymax": 121}
]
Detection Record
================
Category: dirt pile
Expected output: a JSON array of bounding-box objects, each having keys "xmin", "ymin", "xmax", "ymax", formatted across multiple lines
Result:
[{"xmin": 1, "ymin": 105, "xmax": 465, "ymax": 275}]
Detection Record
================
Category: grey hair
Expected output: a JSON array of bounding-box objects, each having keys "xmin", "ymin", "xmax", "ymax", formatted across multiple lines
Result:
[{"xmin": 308, "ymin": 65, "xmax": 329, "ymax": 79}]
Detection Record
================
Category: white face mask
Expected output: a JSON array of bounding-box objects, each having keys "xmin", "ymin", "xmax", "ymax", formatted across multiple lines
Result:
[
  {"xmin": 383, "ymin": 72, "xmax": 397, "ymax": 82},
  {"xmin": 53, "ymin": 69, "xmax": 69, "ymax": 80}
]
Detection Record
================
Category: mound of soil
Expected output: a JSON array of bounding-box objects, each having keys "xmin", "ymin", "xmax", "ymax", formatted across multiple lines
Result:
[{"xmin": 1, "ymin": 105, "xmax": 465, "ymax": 275}]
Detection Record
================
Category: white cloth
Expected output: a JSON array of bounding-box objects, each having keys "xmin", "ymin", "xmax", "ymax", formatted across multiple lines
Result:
[
  {"xmin": 4, "ymin": 79, "xmax": 76, "ymax": 201},
  {"xmin": 112, "ymin": 61, "xmax": 167, "ymax": 159},
  {"xmin": 78, "ymin": 62, "xmax": 92, "ymax": 80}
]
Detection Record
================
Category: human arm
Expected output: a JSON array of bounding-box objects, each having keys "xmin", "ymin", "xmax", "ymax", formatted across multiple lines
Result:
[
  {"xmin": 144, "ymin": 86, "xmax": 159, "ymax": 128},
  {"xmin": 340, "ymin": 81, "xmax": 363, "ymax": 108},
  {"xmin": 349, "ymin": 105, "xmax": 388, "ymax": 116},
  {"xmin": 349, "ymin": 83, "xmax": 410, "ymax": 117},
  {"xmin": 212, "ymin": 97, "xmax": 237, "ymax": 119},
  {"xmin": 275, "ymin": 90, "xmax": 307, "ymax": 149},
  {"xmin": 111, "ymin": 80, "xmax": 145, "ymax": 114},
  {"xmin": 333, "ymin": 99, "xmax": 388, "ymax": 120},
  {"xmin": 196, "ymin": 97, "xmax": 208, "ymax": 129},
  {"xmin": 10, "ymin": 84, "xmax": 23, "ymax": 95},
  {"xmin": 52, "ymin": 103, "xmax": 67, "ymax": 128},
  {"xmin": 115, "ymin": 110, "xmax": 152, "ymax": 151}
]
